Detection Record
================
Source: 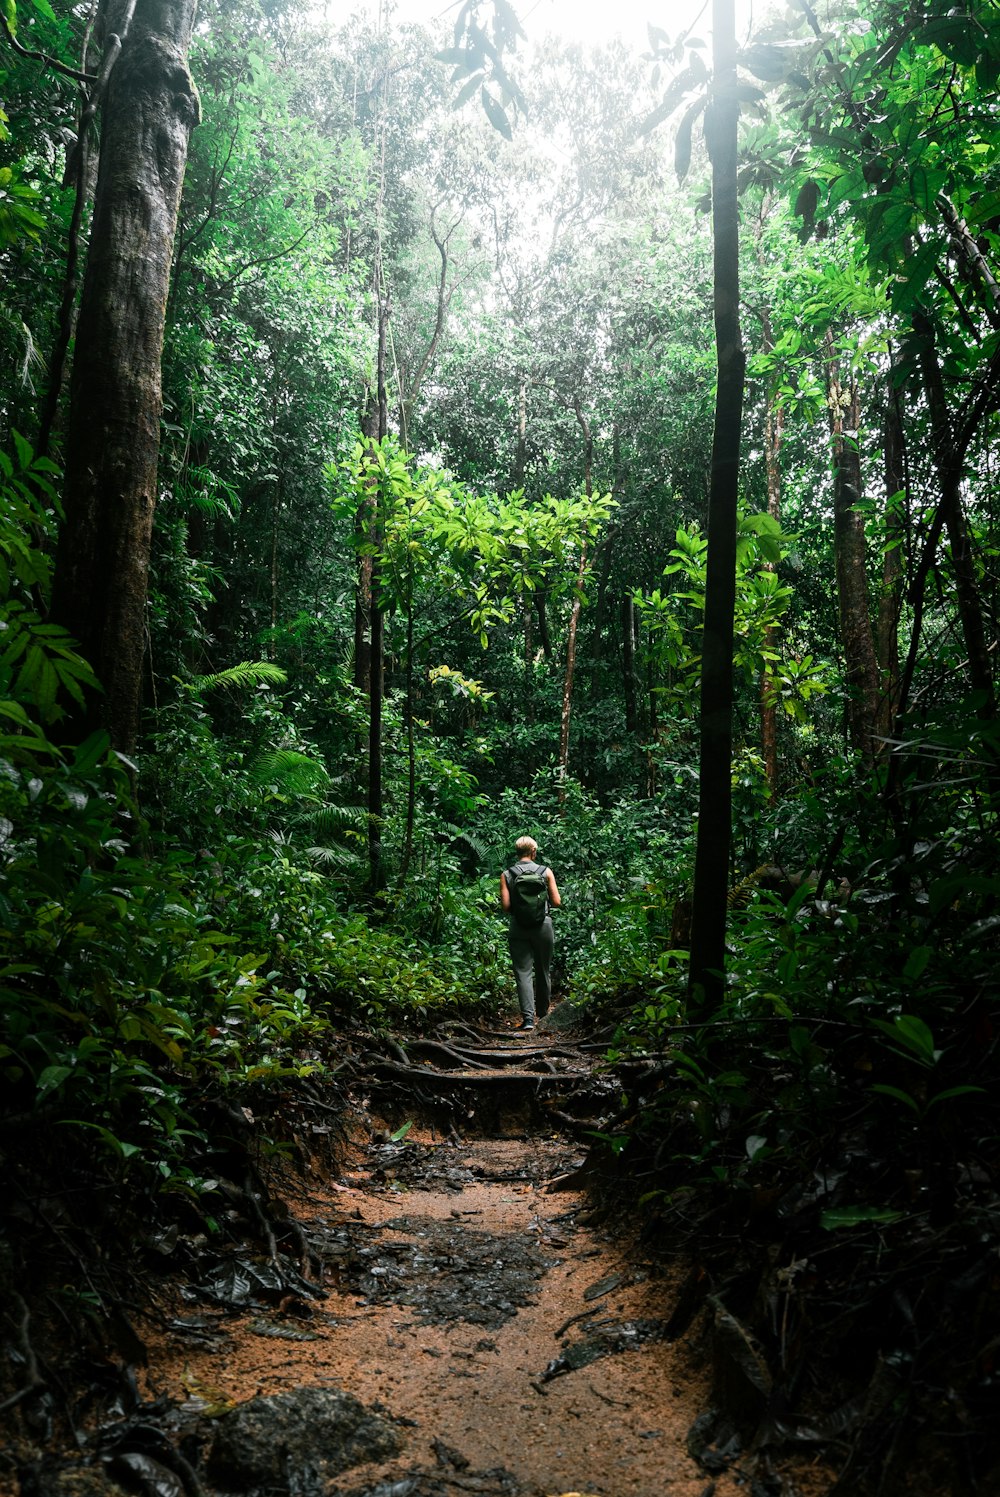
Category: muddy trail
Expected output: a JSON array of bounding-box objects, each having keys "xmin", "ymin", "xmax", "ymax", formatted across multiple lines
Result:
[{"xmin": 6, "ymin": 1013, "xmax": 828, "ymax": 1497}]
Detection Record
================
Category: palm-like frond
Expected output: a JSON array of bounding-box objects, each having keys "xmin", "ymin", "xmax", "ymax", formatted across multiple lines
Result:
[
  {"xmin": 306, "ymin": 843, "xmax": 366, "ymax": 873},
  {"xmin": 305, "ymin": 802, "xmax": 366, "ymax": 840},
  {"xmin": 249, "ymin": 749, "xmax": 330, "ymax": 795},
  {"xmin": 192, "ymin": 660, "xmax": 288, "ymax": 693}
]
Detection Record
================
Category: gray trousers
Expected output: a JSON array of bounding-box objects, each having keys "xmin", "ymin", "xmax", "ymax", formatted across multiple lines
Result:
[{"xmin": 508, "ymin": 917, "xmax": 554, "ymax": 1021}]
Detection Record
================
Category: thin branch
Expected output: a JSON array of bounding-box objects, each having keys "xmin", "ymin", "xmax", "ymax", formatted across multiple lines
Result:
[
  {"xmin": 1, "ymin": 13, "xmax": 96, "ymax": 82},
  {"xmin": 211, "ymin": 226, "xmax": 314, "ymax": 295}
]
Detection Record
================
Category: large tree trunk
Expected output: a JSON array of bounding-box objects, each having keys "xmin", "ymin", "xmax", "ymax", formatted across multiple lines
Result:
[
  {"xmin": 51, "ymin": 0, "xmax": 200, "ymax": 753},
  {"xmin": 688, "ymin": 0, "xmax": 745, "ymax": 1005}
]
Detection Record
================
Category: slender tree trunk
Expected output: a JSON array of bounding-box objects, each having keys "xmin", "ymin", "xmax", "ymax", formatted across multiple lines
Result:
[
  {"xmin": 645, "ymin": 652, "xmax": 658, "ymax": 795},
  {"xmin": 914, "ymin": 312, "xmax": 996, "ymax": 719},
  {"xmin": 514, "ymin": 376, "xmax": 528, "ymax": 489},
  {"xmin": 534, "ymin": 592, "xmax": 553, "ymax": 659},
  {"xmin": 50, "ymin": 0, "xmax": 200, "ymax": 753},
  {"xmin": 368, "ymin": 286, "xmax": 389, "ymax": 893},
  {"xmin": 592, "ymin": 423, "xmax": 623, "ymax": 662},
  {"xmin": 826, "ymin": 335, "xmax": 881, "ymax": 765},
  {"xmin": 622, "ymin": 596, "xmax": 637, "ymax": 733},
  {"xmin": 759, "ymin": 304, "xmax": 783, "ymax": 800},
  {"xmin": 558, "ymin": 397, "xmax": 592, "ymax": 783},
  {"xmin": 398, "ymin": 598, "xmax": 416, "ymax": 888},
  {"xmin": 877, "ymin": 371, "xmax": 906, "ymax": 738},
  {"xmin": 37, "ymin": 7, "xmax": 109, "ymax": 459},
  {"xmin": 399, "ymin": 206, "xmax": 457, "ymax": 450},
  {"xmin": 269, "ymin": 472, "xmax": 282, "ymax": 657},
  {"xmin": 688, "ymin": 0, "xmax": 745, "ymax": 1004},
  {"xmin": 354, "ymin": 400, "xmax": 376, "ymax": 693}
]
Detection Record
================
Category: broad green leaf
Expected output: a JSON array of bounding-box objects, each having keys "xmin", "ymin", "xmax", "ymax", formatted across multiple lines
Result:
[
  {"xmin": 871, "ymin": 1083, "xmax": 920, "ymax": 1111},
  {"xmin": 821, "ymin": 1206, "xmax": 905, "ymax": 1230}
]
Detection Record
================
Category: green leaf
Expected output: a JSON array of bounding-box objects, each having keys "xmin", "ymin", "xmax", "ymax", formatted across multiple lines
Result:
[
  {"xmin": 12, "ymin": 430, "xmax": 32, "ymax": 471},
  {"xmin": 452, "ymin": 73, "xmax": 483, "ymax": 110},
  {"xmin": 57, "ymin": 1119, "xmax": 142, "ymax": 1159},
  {"xmin": 871, "ymin": 1083, "xmax": 920, "ymax": 1111},
  {"xmin": 674, "ymin": 97, "xmax": 705, "ymax": 184},
  {"xmin": 37, "ymin": 1063, "xmax": 73, "ymax": 1099},
  {"xmin": 435, "ymin": 45, "xmax": 478, "ymax": 66},
  {"xmin": 639, "ymin": 67, "xmax": 704, "ymax": 138},
  {"xmin": 925, "ymin": 1085, "xmax": 986, "ymax": 1108},
  {"xmin": 480, "ymin": 88, "xmax": 512, "ymax": 140},
  {"xmin": 821, "ymin": 1205, "xmax": 905, "ymax": 1230},
  {"xmin": 902, "ymin": 945, "xmax": 932, "ymax": 981}
]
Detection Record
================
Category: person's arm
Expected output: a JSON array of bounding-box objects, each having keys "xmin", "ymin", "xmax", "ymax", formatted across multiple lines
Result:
[
  {"xmin": 546, "ymin": 869, "xmax": 561, "ymax": 908},
  {"xmin": 500, "ymin": 871, "xmax": 511, "ymax": 912}
]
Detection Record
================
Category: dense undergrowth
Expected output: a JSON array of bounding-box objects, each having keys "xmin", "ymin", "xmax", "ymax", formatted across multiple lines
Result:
[
  {"xmin": 3, "ymin": 432, "xmax": 999, "ymax": 1496},
  {"xmin": 591, "ymin": 750, "xmax": 1000, "ymax": 1495}
]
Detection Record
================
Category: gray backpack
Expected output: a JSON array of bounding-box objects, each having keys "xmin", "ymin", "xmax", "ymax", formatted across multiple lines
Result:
[{"xmin": 507, "ymin": 863, "xmax": 549, "ymax": 927}]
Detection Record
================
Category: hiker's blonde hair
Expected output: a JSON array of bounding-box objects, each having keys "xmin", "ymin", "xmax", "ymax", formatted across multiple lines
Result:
[{"xmin": 515, "ymin": 836, "xmax": 538, "ymax": 857}]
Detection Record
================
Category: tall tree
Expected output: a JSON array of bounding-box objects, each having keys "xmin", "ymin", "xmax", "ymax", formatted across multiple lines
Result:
[
  {"xmin": 688, "ymin": 0, "xmax": 745, "ymax": 1004},
  {"xmin": 51, "ymin": 0, "xmax": 200, "ymax": 752},
  {"xmin": 825, "ymin": 331, "xmax": 881, "ymax": 764}
]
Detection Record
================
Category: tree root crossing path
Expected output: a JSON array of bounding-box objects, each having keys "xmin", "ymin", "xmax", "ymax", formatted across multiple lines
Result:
[{"xmin": 133, "ymin": 1016, "xmax": 780, "ymax": 1497}]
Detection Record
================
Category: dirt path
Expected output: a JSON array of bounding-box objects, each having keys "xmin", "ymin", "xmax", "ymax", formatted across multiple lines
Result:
[{"xmin": 132, "ymin": 1017, "xmax": 774, "ymax": 1496}]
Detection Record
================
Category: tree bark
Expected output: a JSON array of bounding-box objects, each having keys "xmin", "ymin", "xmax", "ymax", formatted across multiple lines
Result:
[
  {"xmin": 558, "ymin": 397, "xmax": 592, "ymax": 784},
  {"xmin": 534, "ymin": 591, "xmax": 553, "ymax": 659},
  {"xmin": 759, "ymin": 304, "xmax": 783, "ymax": 800},
  {"xmin": 51, "ymin": 0, "xmax": 200, "ymax": 753},
  {"xmin": 825, "ymin": 335, "xmax": 881, "ymax": 765},
  {"xmin": 913, "ymin": 312, "xmax": 997, "ymax": 719},
  {"xmin": 877, "ymin": 370, "xmax": 906, "ymax": 738},
  {"xmin": 688, "ymin": 0, "xmax": 745, "ymax": 1005},
  {"xmin": 354, "ymin": 398, "xmax": 376, "ymax": 694},
  {"xmin": 622, "ymin": 595, "xmax": 637, "ymax": 733},
  {"xmin": 37, "ymin": 5, "xmax": 112, "ymax": 459},
  {"xmin": 368, "ymin": 286, "xmax": 389, "ymax": 894}
]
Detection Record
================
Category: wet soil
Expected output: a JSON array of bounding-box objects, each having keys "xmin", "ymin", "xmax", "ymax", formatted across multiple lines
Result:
[
  {"xmin": 142, "ymin": 1127, "xmax": 747, "ymax": 1496},
  {"xmin": 3, "ymin": 1015, "xmax": 835, "ymax": 1496}
]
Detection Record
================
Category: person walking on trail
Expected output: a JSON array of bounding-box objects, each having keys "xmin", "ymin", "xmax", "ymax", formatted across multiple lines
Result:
[{"xmin": 500, "ymin": 836, "xmax": 561, "ymax": 1032}]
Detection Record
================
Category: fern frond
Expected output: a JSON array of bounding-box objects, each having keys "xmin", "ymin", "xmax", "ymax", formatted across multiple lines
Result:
[
  {"xmin": 192, "ymin": 660, "xmax": 287, "ymax": 693},
  {"xmin": 306, "ymin": 803, "xmax": 366, "ymax": 840},
  {"xmin": 249, "ymin": 749, "xmax": 330, "ymax": 795},
  {"xmin": 306, "ymin": 843, "xmax": 366, "ymax": 873},
  {"xmin": 449, "ymin": 830, "xmax": 490, "ymax": 864}
]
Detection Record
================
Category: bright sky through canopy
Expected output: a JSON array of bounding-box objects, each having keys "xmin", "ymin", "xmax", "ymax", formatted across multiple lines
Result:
[{"xmin": 376, "ymin": 0, "xmax": 760, "ymax": 51}]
